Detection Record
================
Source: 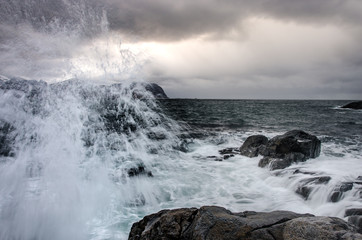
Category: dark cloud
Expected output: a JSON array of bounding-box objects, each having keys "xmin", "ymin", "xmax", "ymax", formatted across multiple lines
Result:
[
  {"xmin": 105, "ymin": 0, "xmax": 362, "ymax": 41},
  {"xmin": 1, "ymin": 0, "xmax": 361, "ymax": 41}
]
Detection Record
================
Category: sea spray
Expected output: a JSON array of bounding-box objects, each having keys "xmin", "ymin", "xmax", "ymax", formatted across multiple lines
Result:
[{"xmin": 0, "ymin": 79, "xmax": 185, "ymax": 240}]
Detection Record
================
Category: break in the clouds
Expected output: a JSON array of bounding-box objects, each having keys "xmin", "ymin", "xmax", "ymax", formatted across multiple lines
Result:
[{"xmin": 0, "ymin": 0, "xmax": 361, "ymax": 99}]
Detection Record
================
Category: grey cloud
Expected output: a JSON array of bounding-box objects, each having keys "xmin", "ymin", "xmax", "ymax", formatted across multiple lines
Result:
[
  {"xmin": 1, "ymin": 0, "xmax": 362, "ymax": 41},
  {"xmin": 105, "ymin": 0, "xmax": 362, "ymax": 41}
]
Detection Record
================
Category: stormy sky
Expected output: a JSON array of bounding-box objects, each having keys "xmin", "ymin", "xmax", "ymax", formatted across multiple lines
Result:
[{"xmin": 1, "ymin": 0, "xmax": 362, "ymax": 99}]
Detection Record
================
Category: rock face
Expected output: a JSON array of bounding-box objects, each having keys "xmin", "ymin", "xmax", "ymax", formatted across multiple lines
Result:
[
  {"xmin": 128, "ymin": 206, "xmax": 362, "ymax": 240},
  {"xmin": 143, "ymin": 83, "xmax": 169, "ymax": 99},
  {"xmin": 341, "ymin": 101, "xmax": 362, "ymax": 110},
  {"xmin": 240, "ymin": 135, "xmax": 268, "ymax": 157},
  {"xmin": 255, "ymin": 130, "xmax": 321, "ymax": 170},
  {"xmin": 295, "ymin": 176, "xmax": 331, "ymax": 200},
  {"xmin": 240, "ymin": 130, "xmax": 321, "ymax": 170}
]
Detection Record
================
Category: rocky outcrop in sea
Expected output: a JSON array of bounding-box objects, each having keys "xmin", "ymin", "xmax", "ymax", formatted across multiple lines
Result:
[
  {"xmin": 219, "ymin": 130, "xmax": 321, "ymax": 170},
  {"xmin": 341, "ymin": 101, "xmax": 362, "ymax": 110},
  {"xmin": 128, "ymin": 206, "xmax": 362, "ymax": 240}
]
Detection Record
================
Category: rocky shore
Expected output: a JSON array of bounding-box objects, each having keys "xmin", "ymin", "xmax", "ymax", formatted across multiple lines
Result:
[
  {"xmin": 128, "ymin": 206, "xmax": 362, "ymax": 240},
  {"xmin": 209, "ymin": 130, "xmax": 362, "ymax": 234},
  {"xmin": 127, "ymin": 129, "xmax": 362, "ymax": 238}
]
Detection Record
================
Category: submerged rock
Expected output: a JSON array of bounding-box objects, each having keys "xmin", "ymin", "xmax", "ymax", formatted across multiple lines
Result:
[
  {"xmin": 127, "ymin": 165, "xmax": 153, "ymax": 177},
  {"xmin": 329, "ymin": 182, "xmax": 354, "ymax": 202},
  {"xmin": 341, "ymin": 101, "xmax": 362, "ymax": 110},
  {"xmin": 295, "ymin": 176, "xmax": 331, "ymax": 200},
  {"xmin": 239, "ymin": 135, "xmax": 268, "ymax": 157},
  {"xmin": 128, "ymin": 206, "xmax": 362, "ymax": 240}
]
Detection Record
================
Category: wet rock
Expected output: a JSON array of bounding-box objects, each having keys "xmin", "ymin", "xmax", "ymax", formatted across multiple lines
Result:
[
  {"xmin": 0, "ymin": 121, "xmax": 16, "ymax": 157},
  {"xmin": 128, "ymin": 206, "xmax": 362, "ymax": 240},
  {"xmin": 345, "ymin": 209, "xmax": 362, "ymax": 217},
  {"xmin": 223, "ymin": 154, "xmax": 234, "ymax": 160},
  {"xmin": 143, "ymin": 83, "xmax": 169, "ymax": 99},
  {"xmin": 239, "ymin": 135, "xmax": 268, "ymax": 157},
  {"xmin": 295, "ymin": 176, "xmax": 331, "ymax": 200},
  {"xmin": 341, "ymin": 101, "xmax": 362, "ymax": 110},
  {"xmin": 219, "ymin": 147, "xmax": 239, "ymax": 155},
  {"xmin": 329, "ymin": 182, "xmax": 354, "ymax": 202},
  {"xmin": 129, "ymin": 207, "xmax": 198, "ymax": 240},
  {"xmin": 293, "ymin": 169, "xmax": 318, "ymax": 175},
  {"xmin": 127, "ymin": 165, "xmax": 153, "ymax": 177},
  {"xmin": 261, "ymin": 130, "xmax": 321, "ymax": 159},
  {"xmin": 258, "ymin": 130, "xmax": 321, "ymax": 170},
  {"xmin": 207, "ymin": 156, "xmax": 223, "ymax": 161},
  {"xmin": 260, "ymin": 157, "xmax": 292, "ymax": 170},
  {"xmin": 348, "ymin": 216, "xmax": 362, "ymax": 234}
]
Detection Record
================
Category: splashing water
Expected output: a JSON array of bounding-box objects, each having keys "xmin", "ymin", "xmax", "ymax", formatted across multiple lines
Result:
[{"xmin": 0, "ymin": 78, "xmax": 187, "ymax": 239}]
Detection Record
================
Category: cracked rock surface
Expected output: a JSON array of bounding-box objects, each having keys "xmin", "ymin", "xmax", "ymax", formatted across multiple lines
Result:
[{"xmin": 128, "ymin": 206, "xmax": 362, "ymax": 240}]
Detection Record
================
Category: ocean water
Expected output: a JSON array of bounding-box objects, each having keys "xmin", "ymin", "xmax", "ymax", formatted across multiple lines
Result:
[{"xmin": 0, "ymin": 81, "xmax": 361, "ymax": 240}]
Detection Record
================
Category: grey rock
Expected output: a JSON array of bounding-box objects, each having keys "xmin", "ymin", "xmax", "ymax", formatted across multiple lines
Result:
[
  {"xmin": 127, "ymin": 164, "xmax": 153, "ymax": 178},
  {"xmin": 284, "ymin": 216, "xmax": 361, "ymax": 240},
  {"xmin": 128, "ymin": 206, "xmax": 362, "ymax": 240},
  {"xmin": 345, "ymin": 209, "xmax": 362, "ymax": 217},
  {"xmin": 295, "ymin": 176, "xmax": 331, "ymax": 200},
  {"xmin": 329, "ymin": 182, "xmax": 354, "ymax": 202},
  {"xmin": 239, "ymin": 135, "xmax": 268, "ymax": 157},
  {"xmin": 0, "ymin": 121, "xmax": 16, "ymax": 157},
  {"xmin": 258, "ymin": 130, "xmax": 321, "ymax": 170},
  {"xmin": 348, "ymin": 216, "xmax": 362, "ymax": 234}
]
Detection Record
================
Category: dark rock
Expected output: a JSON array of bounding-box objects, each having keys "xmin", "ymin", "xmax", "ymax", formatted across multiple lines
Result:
[
  {"xmin": 239, "ymin": 135, "xmax": 268, "ymax": 157},
  {"xmin": 128, "ymin": 206, "xmax": 362, "ymax": 240},
  {"xmin": 258, "ymin": 157, "xmax": 273, "ymax": 168},
  {"xmin": 258, "ymin": 130, "xmax": 321, "ymax": 170},
  {"xmin": 345, "ymin": 209, "xmax": 362, "ymax": 217},
  {"xmin": 348, "ymin": 216, "xmax": 362, "ymax": 234},
  {"xmin": 329, "ymin": 182, "xmax": 354, "ymax": 202},
  {"xmin": 0, "ymin": 121, "xmax": 16, "ymax": 157},
  {"xmin": 293, "ymin": 169, "xmax": 318, "ymax": 175},
  {"xmin": 127, "ymin": 165, "xmax": 153, "ymax": 177},
  {"xmin": 219, "ymin": 147, "xmax": 239, "ymax": 155},
  {"xmin": 143, "ymin": 83, "xmax": 169, "ymax": 99},
  {"xmin": 261, "ymin": 130, "xmax": 321, "ymax": 159},
  {"xmin": 259, "ymin": 153, "xmax": 309, "ymax": 170},
  {"xmin": 223, "ymin": 154, "xmax": 234, "ymax": 160},
  {"xmin": 129, "ymin": 208, "xmax": 198, "ymax": 240},
  {"xmin": 295, "ymin": 176, "xmax": 331, "ymax": 200},
  {"xmin": 207, "ymin": 156, "xmax": 224, "ymax": 161},
  {"xmin": 269, "ymin": 158, "xmax": 293, "ymax": 170},
  {"xmin": 341, "ymin": 101, "xmax": 362, "ymax": 110}
]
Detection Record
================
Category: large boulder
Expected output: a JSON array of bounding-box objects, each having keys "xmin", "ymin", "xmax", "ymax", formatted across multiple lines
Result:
[
  {"xmin": 128, "ymin": 206, "xmax": 362, "ymax": 240},
  {"xmin": 259, "ymin": 130, "xmax": 321, "ymax": 170},
  {"xmin": 341, "ymin": 101, "xmax": 362, "ymax": 110},
  {"xmin": 240, "ymin": 135, "xmax": 268, "ymax": 157}
]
